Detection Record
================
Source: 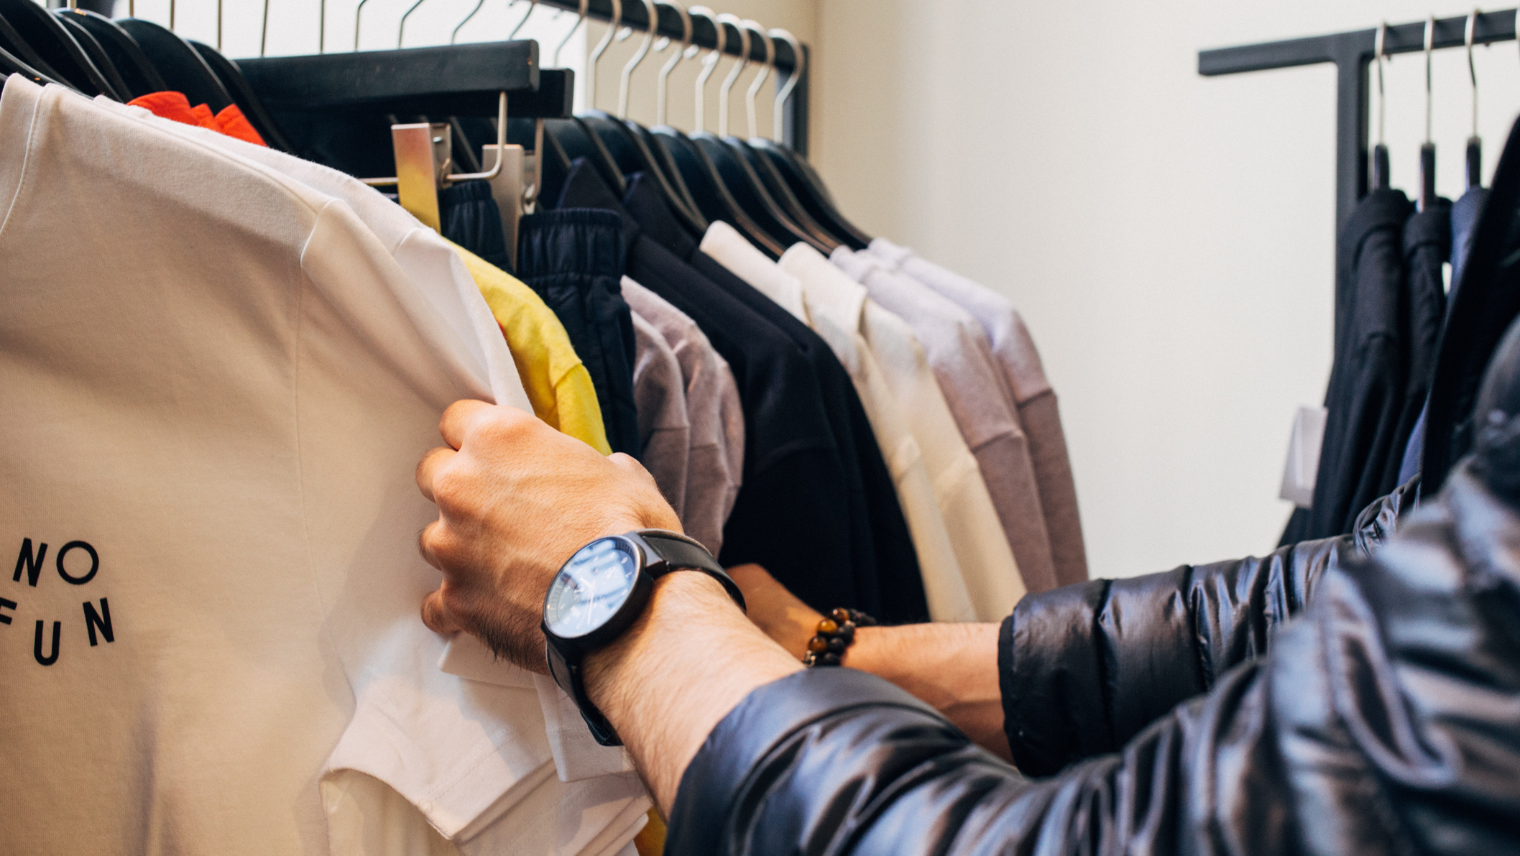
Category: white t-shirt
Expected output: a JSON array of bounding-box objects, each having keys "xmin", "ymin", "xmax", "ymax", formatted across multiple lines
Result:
[{"xmin": 0, "ymin": 76, "xmax": 645, "ymax": 855}]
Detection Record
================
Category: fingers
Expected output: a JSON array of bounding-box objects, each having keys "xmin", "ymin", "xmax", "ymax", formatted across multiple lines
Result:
[
  {"xmin": 421, "ymin": 589, "xmax": 465, "ymax": 635},
  {"xmin": 416, "ymin": 446, "xmax": 456, "ymax": 503},
  {"xmin": 438, "ymin": 399, "xmax": 497, "ymax": 450}
]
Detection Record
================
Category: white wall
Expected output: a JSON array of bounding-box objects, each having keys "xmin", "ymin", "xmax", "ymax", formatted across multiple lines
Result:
[{"xmin": 809, "ymin": 1, "xmax": 1520, "ymax": 578}]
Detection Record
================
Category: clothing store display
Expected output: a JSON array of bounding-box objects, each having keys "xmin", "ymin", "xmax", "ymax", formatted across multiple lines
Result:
[
  {"xmin": 0, "ymin": 77, "xmax": 650, "ymax": 855},
  {"xmin": 452, "ymin": 243, "xmax": 613, "ymax": 455},
  {"xmin": 127, "ymin": 89, "xmax": 266, "ymax": 145},
  {"xmin": 781, "ymin": 243, "xmax": 1026, "ymax": 620},
  {"xmin": 516, "ymin": 209, "xmax": 642, "ymax": 458},
  {"xmin": 866, "ymin": 237, "xmax": 1086, "ymax": 589},
  {"xmin": 1285, "ymin": 188, "xmax": 1414, "ymax": 544},
  {"xmin": 832, "ymin": 247, "xmax": 1051, "ymax": 596},
  {"xmin": 617, "ymin": 176, "xmax": 929, "ymax": 625},
  {"xmin": 620, "ymin": 278, "xmax": 744, "ymax": 555},
  {"xmin": 441, "ymin": 179, "xmax": 514, "ymax": 274},
  {"xmin": 702, "ymin": 220, "xmax": 977, "ymax": 621},
  {"xmin": 628, "ymin": 306, "xmax": 691, "ymax": 512},
  {"xmin": 556, "ymin": 162, "xmax": 929, "ymax": 623}
]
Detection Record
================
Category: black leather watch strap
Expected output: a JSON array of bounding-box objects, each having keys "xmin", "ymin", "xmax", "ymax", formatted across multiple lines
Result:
[{"xmin": 635, "ymin": 530, "xmax": 746, "ymax": 612}]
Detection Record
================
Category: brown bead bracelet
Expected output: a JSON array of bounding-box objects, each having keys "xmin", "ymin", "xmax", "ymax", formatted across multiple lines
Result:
[{"xmin": 802, "ymin": 608, "xmax": 878, "ymax": 667}]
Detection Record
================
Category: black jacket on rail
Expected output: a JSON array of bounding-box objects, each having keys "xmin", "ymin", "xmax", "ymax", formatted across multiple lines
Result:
[{"xmin": 664, "ymin": 448, "xmax": 1519, "ymax": 856}]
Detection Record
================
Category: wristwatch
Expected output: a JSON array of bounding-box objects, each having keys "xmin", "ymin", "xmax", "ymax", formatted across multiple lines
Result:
[{"xmin": 541, "ymin": 529, "xmax": 745, "ymax": 746}]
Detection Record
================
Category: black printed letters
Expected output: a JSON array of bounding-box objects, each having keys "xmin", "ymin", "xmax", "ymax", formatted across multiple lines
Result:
[
  {"xmin": 83, "ymin": 598, "xmax": 113, "ymax": 646},
  {"xmin": 13, "ymin": 538, "xmax": 45, "ymax": 587},
  {"xmin": 8, "ymin": 537, "xmax": 117, "ymax": 665}
]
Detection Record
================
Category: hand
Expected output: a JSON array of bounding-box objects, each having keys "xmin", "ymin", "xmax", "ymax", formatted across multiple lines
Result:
[
  {"xmin": 415, "ymin": 400, "xmax": 681, "ymax": 671},
  {"xmin": 726, "ymin": 564, "xmax": 823, "ymax": 660}
]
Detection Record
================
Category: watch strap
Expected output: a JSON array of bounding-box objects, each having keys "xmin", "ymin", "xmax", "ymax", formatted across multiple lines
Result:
[{"xmin": 635, "ymin": 530, "xmax": 746, "ymax": 612}]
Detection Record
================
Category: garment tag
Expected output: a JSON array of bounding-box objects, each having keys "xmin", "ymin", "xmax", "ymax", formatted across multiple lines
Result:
[{"xmin": 1279, "ymin": 406, "xmax": 1327, "ymax": 508}]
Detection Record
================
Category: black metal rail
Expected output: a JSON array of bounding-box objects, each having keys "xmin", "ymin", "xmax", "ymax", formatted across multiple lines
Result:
[{"xmin": 1199, "ymin": 10, "xmax": 1517, "ymax": 230}]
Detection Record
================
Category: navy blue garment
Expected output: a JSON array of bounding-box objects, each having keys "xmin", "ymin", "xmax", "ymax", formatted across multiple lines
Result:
[
  {"xmin": 515, "ymin": 209, "xmax": 642, "ymax": 457},
  {"xmin": 552, "ymin": 159, "xmax": 928, "ymax": 622},
  {"xmin": 439, "ymin": 179, "xmax": 515, "ymax": 274},
  {"xmin": 620, "ymin": 171, "xmax": 927, "ymax": 624}
]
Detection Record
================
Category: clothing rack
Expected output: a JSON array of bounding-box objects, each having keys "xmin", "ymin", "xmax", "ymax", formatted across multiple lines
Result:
[
  {"xmin": 533, "ymin": 0, "xmax": 810, "ymax": 153},
  {"xmin": 1199, "ymin": 10, "xmax": 1519, "ymax": 231}
]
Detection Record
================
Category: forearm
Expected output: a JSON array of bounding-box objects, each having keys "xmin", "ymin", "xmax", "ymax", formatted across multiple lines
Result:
[
  {"xmin": 844, "ymin": 623, "xmax": 1009, "ymax": 760},
  {"xmin": 583, "ymin": 572, "xmax": 803, "ymax": 813}
]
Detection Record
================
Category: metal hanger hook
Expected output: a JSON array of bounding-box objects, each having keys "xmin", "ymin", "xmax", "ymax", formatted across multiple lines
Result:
[
  {"xmin": 690, "ymin": 6, "xmax": 722, "ymax": 132},
  {"xmin": 742, "ymin": 19, "xmax": 771, "ymax": 140},
  {"xmin": 587, "ymin": 0, "xmax": 623, "ymax": 110},
  {"xmin": 260, "ymin": 0, "xmax": 269, "ymax": 56},
  {"xmin": 398, "ymin": 0, "xmax": 432, "ymax": 49},
  {"xmin": 618, "ymin": 0, "xmax": 658, "ymax": 118},
  {"xmin": 451, "ymin": 0, "xmax": 488, "ymax": 44},
  {"xmin": 1465, "ymin": 10, "xmax": 1481, "ymax": 138},
  {"xmin": 769, "ymin": 28, "xmax": 803, "ymax": 144},
  {"xmin": 553, "ymin": 0, "xmax": 589, "ymax": 67},
  {"xmin": 1424, "ymin": 15, "xmax": 1435, "ymax": 144},
  {"xmin": 509, "ymin": 0, "xmax": 540, "ymax": 39},
  {"xmin": 355, "ymin": 0, "xmax": 371, "ymax": 51},
  {"xmin": 1374, "ymin": 21, "xmax": 1387, "ymax": 147},
  {"xmin": 655, "ymin": 2, "xmax": 693, "ymax": 127},
  {"xmin": 716, "ymin": 12, "xmax": 748, "ymax": 137}
]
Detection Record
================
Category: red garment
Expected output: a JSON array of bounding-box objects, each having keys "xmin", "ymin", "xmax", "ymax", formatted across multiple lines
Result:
[{"xmin": 127, "ymin": 91, "xmax": 268, "ymax": 147}]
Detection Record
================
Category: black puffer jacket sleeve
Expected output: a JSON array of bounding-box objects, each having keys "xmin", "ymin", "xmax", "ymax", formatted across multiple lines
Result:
[
  {"xmin": 1002, "ymin": 478, "xmax": 1416, "ymax": 776},
  {"xmin": 664, "ymin": 467, "xmax": 1520, "ymax": 856}
]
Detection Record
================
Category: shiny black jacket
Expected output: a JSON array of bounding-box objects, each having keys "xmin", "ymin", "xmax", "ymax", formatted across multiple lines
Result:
[{"xmin": 664, "ymin": 465, "xmax": 1520, "ymax": 854}]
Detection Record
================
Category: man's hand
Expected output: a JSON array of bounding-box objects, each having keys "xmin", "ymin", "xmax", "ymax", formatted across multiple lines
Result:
[{"xmin": 415, "ymin": 400, "xmax": 680, "ymax": 670}]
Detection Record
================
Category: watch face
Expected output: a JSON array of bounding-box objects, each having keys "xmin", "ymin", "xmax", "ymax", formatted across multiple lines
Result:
[{"xmin": 544, "ymin": 536, "xmax": 642, "ymax": 639}]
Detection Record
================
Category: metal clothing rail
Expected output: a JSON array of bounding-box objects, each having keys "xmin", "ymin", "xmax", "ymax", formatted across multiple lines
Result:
[
  {"xmin": 1199, "ymin": 10, "xmax": 1518, "ymax": 230},
  {"xmin": 534, "ymin": 0, "xmax": 810, "ymax": 152}
]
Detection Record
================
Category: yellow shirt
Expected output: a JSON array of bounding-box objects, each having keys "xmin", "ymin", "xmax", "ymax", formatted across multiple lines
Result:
[{"xmin": 447, "ymin": 242, "xmax": 613, "ymax": 456}]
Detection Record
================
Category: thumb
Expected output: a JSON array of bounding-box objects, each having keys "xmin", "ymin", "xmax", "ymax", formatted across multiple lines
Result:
[{"xmin": 421, "ymin": 589, "xmax": 466, "ymax": 635}]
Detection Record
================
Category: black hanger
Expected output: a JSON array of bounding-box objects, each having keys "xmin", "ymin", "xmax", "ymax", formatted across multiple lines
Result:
[
  {"xmin": 0, "ymin": 38, "xmax": 61, "ymax": 88},
  {"xmin": 693, "ymin": 131, "xmax": 825, "ymax": 253},
  {"xmin": 626, "ymin": 121, "xmax": 700, "ymax": 222},
  {"xmin": 70, "ymin": 10, "xmax": 167, "ymax": 98},
  {"xmin": 53, "ymin": 11, "xmax": 133, "ymax": 102},
  {"xmin": 730, "ymin": 136, "xmax": 839, "ymax": 251},
  {"xmin": 535, "ymin": 119, "xmax": 574, "ymax": 209},
  {"xmin": 187, "ymin": 40, "xmax": 294, "ymax": 152},
  {"xmin": 582, "ymin": 110, "xmax": 707, "ymax": 235},
  {"xmin": 651, "ymin": 125, "xmax": 783, "ymax": 257},
  {"xmin": 753, "ymin": 138, "xmax": 870, "ymax": 249},
  {"xmin": 0, "ymin": 0, "xmax": 120, "ymax": 98},
  {"xmin": 117, "ymin": 18, "xmax": 233, "ymax": 111},
  {"xmin": 0, "ymin": 11, "xmax": 64, "ymax": 81},
  {"xmin": 546, "ymin": 117, "xmax": 627, "ymax": 196}
]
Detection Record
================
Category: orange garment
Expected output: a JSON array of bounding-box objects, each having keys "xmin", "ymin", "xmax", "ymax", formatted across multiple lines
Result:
[{"xmin": 127, "ymin": 91, "xmax": 267, "ymax": 147}]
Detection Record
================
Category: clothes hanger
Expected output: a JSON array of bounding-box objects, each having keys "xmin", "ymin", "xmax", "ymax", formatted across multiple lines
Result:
[
  {"xmin": 0, "ymin": 37, "xmax": 62, "ymax": 88},
  {"xmin": 181, "ymin": 0, "xmax": 294, "ymax": 150},
  {"xmin": 649, "ymin": 6, "xmax": 782, "ymax": 255},
  {"xmin": 631, "ymin": 0, "xmax": 704, "ymax": 219},
  {"xmin": 1465, "ymin": 11, "xmax": 1483, "ymax": 190},
  {"xmin": 1418, "ymin": 15, "xmax": 1437, "ymax": 211},
  {"xmin": 118, "ymin": 16, "xmax": 234, "ymax": 111},
  {"xmin": 0, "ymin": 10, "xmax": 64, "ymax": 82},
  {"xmin": 0, "ymin": 0, "xmax": 120, "ymax": 98},
  {"xmin": 1371, "ymin": 21, "xmax": 1391, "ymax": 191},
  {"xmin": 52, "ymin": 10, "xmax": 133, "ymax": 100},
  {"xmin": 69, "ymin": 10, "xmax": 167, "ymax": 97},
  {"xmin": 692, "ymin": 15, "xmax": 825, "ymax": 252},
  {"xmin": 727, "ymin": 22, "xmax": 838, "ymax": 250},
  {"xmin": 581, "ymin": 0, "xmax": 707, "ymax": 234},
  {"xmin": 752, "ymin": 27, "xmax": 870, "ymax": 249},
  {"xmin": 541, "ymin": 0, "xmax": 629, "ymax": 196}
]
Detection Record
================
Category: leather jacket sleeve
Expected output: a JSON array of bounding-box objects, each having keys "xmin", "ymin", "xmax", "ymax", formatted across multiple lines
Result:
[
  {"xmin": 1002, "ymin": 477, "xmax": 1416, "ymax": 776},
  {"xmin": 664, "ymin": 468, "xmax": 1520, "ymax": 856}
]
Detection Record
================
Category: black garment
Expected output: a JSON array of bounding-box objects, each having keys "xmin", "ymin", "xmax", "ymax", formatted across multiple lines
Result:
[
  {"xmin": 1285, "ymin": 189, "xmax": 1413, "ymax": 544},
  {"xmin": 515, "ymin": 209, "xmax": 641, "ymax": 456},
  {"xmin": 548, "ymin": 160, "xmax": 911, "ymax": 619},
  {"xmin": 620, "ymin": 172, "xmax": 927, "ymax": 624},
  {"xmin": 665, "ymin": 453, "xmax": 1519, "ymax": 855},
  {"xmin": 1375, "ymin": 199, "xmax": 1449, "ymax": 494},
  {"xmin": 439, "ymin": 179, "xmax": 514, "ymax": 274}
]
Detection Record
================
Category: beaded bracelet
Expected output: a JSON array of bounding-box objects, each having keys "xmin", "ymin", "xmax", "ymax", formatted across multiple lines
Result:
[{"xmin": 802, "ymin": 608, "xmax": 878, "ymax": 667}]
